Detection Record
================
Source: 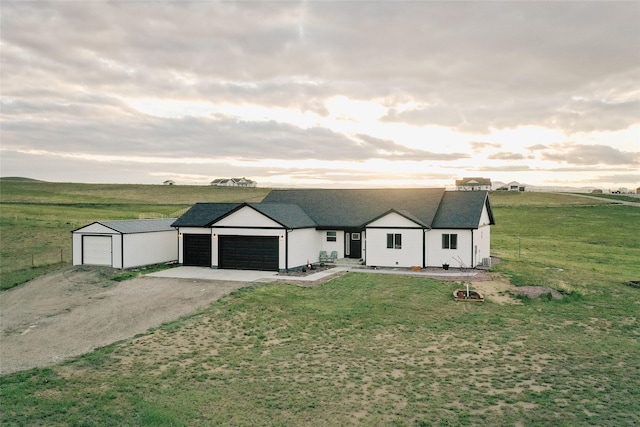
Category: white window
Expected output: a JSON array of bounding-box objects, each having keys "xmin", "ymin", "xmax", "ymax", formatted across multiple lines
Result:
[
  {"xmin": 386, "ymin": 233, "xmax": 402, "ymax": 249},
  {"xmin": 442, "ymin": 234, "xmax": 458, "ymax": 250}
]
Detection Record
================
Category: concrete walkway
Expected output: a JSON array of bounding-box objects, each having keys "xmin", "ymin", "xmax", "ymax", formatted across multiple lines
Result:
[{"xmin": 147, "ymin": 265, "xmax": 480, "ymax": 282}]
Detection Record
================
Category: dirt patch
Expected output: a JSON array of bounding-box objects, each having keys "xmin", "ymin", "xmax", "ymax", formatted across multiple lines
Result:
[
  {"xmin": 0, "ymin": 266, "xmax": 250, "ymax": 376},
  {"xmin": 470, "ymin": 275, "xmax": 519, "ymax": 305},
  {"xmin": 511, "ymin": 286, "xmax": 563, "ymax": 299}
]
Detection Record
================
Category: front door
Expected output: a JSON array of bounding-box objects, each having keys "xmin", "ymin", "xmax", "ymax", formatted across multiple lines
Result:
[{"xmin": 346, "ymin": 232, "xmax": 362, "ymax": 259}]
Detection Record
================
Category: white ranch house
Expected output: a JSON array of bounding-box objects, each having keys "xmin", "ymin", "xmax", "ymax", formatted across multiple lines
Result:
[{"xmin": 172, "ymin": 188, "xmax": 494, "ymax": 271}]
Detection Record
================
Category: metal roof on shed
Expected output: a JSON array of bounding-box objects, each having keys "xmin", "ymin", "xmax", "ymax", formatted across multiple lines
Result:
[{"xmin": 75, "ymin": 218, "xmax": 177, "ymax": 234}]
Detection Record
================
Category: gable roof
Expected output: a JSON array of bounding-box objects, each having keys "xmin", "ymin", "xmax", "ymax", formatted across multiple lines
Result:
[
  {"xmin": 456, "ymin": 177, "xmax": 491, "ymax": 186},
  {"xmin": 262, "ymin": 188, "xmax": 445, "ymax": 228},
  {"xmin": 173, "ymin": 188, "xmax": 494, "ymax": 231},
  {"xmin": 171, "ymin": 202, "xmax": 316, "ymax": 229},
  {"xmin": 431, "ymin": 191, "xmax": 495, "ymax": 229},
  {"xmin": 249, "ymin": 203, "xmax": 316, "ymax": 228},
  {"xmin": 75, "ymin": 218, "xmax": 177, "ymax": 234},
  {"xmin": 171, "ymin": 203, "xmax": 240, "ymax": 227}
]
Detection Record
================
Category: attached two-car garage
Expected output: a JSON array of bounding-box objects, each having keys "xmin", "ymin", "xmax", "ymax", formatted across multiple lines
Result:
[{"xmin": 182, "ymin": 234, "xmax": 279, "ymax": 271}]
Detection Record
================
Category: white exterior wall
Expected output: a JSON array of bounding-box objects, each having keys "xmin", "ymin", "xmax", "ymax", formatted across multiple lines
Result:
[
  {"xmin": 73, "ymin": 224, "xmax": 176, "ymax": 268},
  {"xmin": 365, "ymin": 228, "xmax": 423, "ymax": 268},
  {"xmin": 215, "ymin": 206, "xmax": 281, "ymax": 227},
  {"xmin": 287, "ymin": 228, "xmax": 322, "ymax": 269},
  {"xmin": 122, "ymin": 231, "xmax": 178, "ymax": 269},
  {"xmin": 365, "ymin": 212, "xmax": 424, "ymax": 268},
  {"xmin": 177, "ymin": 227, "xmax": 211, "ymax": 265},
  {"xmin": 473, "ymin": 225, "xmax": 491, "ymax": 267},
  {"xmin": 320, "ymin": 230, "xmax": 345, "ymax": 258},
  {"xmin": 72, "ymin": 223, "xmax": 121, "ymax": 267},
  {"xmin": 426, "ymin": 229, "xmax": 473, "ymax": 268}
]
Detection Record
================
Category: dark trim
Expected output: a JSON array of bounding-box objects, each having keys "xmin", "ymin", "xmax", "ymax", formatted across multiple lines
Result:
[
  {"xmin": 366, "ymin": 226, "xmax": 424, "ymax": 230},
  {"xmin": 211, "ymin": 225, "xmax": 288, "ymax": 230},
  {"xmin": 470, "ymin": 229, "xmax": 474, "ymax": 268},
  {"xmin": 423, "ymin": 230, "xmax": 426, "ymax": 268}
]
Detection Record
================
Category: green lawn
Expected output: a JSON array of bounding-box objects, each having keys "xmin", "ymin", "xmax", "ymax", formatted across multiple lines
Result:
[
  {"xmin": 0, "ymin": 178, "xmax": 271, "ymax": 289},
  {"xmin": 1, "ymin": 183, "xmax": 639, "ymax": 426}
]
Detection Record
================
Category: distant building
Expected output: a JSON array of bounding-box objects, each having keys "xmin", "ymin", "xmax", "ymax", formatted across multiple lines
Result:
[
  {"xmin": 163, "ymin": 180, "xmax": 175, "ymax": 186},
  {"xmin": 497, "ymin": 181, "xmax": 526, "ymax": 192},
  {"xmin": 455, "ymin": 177, "xmax": 492, "ymax": 191},
  {"xmin": 636, "ymin": 187, "xmax": 640, "ymax": 194},
  {"xmin": 591, "ymin": 189, "xmax": 603, "ymax": 194},
  {"xmin": 211, "ymin": 178, "xmax": 257, "ymax": 187}
]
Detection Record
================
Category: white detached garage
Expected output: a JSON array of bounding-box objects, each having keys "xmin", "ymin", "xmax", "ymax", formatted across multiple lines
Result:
[{"xmin": 72, "ymin": 219, "xmax": 178, "ymax": 269}]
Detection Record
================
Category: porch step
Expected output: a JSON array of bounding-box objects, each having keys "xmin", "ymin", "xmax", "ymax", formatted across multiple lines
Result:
[{"xmin": 333, "ymin": 258, "xmax": 364, "ymax": 266}]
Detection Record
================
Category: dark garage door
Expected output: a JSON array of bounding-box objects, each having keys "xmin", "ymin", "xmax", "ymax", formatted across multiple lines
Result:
[
  {"xmin": 219, "ymin": 236, "xmax": 279, "ymax": 271},
  {"xmin": 183, "ymin": 234, "xmax": 212, "ymax": 267}
]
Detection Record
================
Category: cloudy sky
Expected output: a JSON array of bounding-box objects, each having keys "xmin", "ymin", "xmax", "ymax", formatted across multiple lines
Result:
[{"xmin": 2, "ymin": 1, "xmax": 639, "ymax": 189}]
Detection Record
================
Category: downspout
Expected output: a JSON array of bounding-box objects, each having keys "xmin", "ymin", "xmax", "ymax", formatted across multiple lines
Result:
[
  {"xmin": 422, "ymin": 228, "xmax": 427, "ymax": 268},
  {"xmin": 470, "ymin": 230, "xmax": 474, "ymax": 268},
  {"xmin": 121, "ymin": 233, "xmax": 124, "ymax": 269},
  {"xmin": 284, "ymin": 229, "xmax": 290, "ymax": 272}
]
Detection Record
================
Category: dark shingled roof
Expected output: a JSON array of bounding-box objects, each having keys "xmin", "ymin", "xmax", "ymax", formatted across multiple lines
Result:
[
  {"xmin": 171, "ymin": 203, "xmax": 316, "ymax": 229},
  {"xmin": 431, "ymin": 191, "xmax": 495, "ymax": 229},
  {"xmin": 172, "ymin": 189, "xmax": 494, "ymax": 231},
  {"xmin": 249, "ymin": 203, "xmax": 317, "ymax": 229},
  {"xmin": 262, "ymin": 188, "xmax": 446, "ymax": 228},
  {"xmin": 171, "ymin": 203, "xmax": 240, "ymax": 227}
]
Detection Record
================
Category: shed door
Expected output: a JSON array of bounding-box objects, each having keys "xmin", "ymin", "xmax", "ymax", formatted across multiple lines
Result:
[
  {"xmin": 219, "ymin": 236, "xmax": 279, "ymax": 271},
  {"xmin": 83, "ymin": 235, "xmax": 112, "ymax": 266},
  {"xmin": 183, "ymin": 234, "xmax": 212, "ymax": 267}
]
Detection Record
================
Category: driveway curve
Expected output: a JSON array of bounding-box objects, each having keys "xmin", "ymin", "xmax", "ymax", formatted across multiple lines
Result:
[{"xmin": 0, "ymin": 267, "xmax": 253, "ymax": 376}]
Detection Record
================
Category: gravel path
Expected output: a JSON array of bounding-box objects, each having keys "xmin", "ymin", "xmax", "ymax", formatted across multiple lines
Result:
[{"xmin": 0, "ymin": 267, "xmax": 250, "ymax": 376}]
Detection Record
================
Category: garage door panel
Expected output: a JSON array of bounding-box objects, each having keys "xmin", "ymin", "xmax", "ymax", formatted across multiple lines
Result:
[
  {"xmin": 183, "ymin": 234, "xmax": 212, "ymax": 267},
  {"xmin": 219, "ymin": 236, "xmax": 278, "ymax": 271},
  {"xmin": 83, "ymin": 236, "xmax": 112, "ymax": 266}
]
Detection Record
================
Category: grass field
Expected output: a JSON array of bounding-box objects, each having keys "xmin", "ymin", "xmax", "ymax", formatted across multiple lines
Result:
[
  {"xmin": 1, "ymin": 180, "xmax": 639, "ymax": 426},
  {"xmin": 0, "ymin": 178, "xmax": 270, "ymax": 289}
]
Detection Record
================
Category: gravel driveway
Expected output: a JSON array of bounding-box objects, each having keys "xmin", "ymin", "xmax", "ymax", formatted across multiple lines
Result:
[{"xmin": 0, "ymin": 267, "xmax": 252, "ymax": 376}]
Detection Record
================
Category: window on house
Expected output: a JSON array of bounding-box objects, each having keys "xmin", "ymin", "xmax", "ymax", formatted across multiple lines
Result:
[
  {"xmin": 442, "ymin": 233, "xmax": 458, "ymax": 250},
  {"xmin": 326, "ymin": 231, "xmax": 337, "ymax": 242},
  {"xmin": 386, "ymin": 233, "xmax": 402, "ymax": 249}
]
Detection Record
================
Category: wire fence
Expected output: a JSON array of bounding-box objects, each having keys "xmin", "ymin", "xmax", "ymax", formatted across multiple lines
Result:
[{"xmin": 2, "ymin": 249, "xmax": 70, "ymax": 272}]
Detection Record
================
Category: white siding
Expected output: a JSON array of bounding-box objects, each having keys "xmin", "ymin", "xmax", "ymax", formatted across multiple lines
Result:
[
  {"xmin": 426, "ymin": 229, "xmax": 473, "ymax": 268},
  {"xmin": 320, "ymin": 230, "xmax": 345, "ymax": 258},
  {"xmin": 368, "ymin": 212, "xmax": 420, "ymax": 228},
  {"xmin": 472, "ymin": 225, "xmax": 491, "ymax": 267},
  {"xmin": 365, "ymin": 228, "xmax": 423, "ymax": 268},
  {"xmin": 122, "ymin": 231, "xmax": 178, "ymax": 269},
  {"xmin": 287, "ymin": 228, "xmax": 322, "ymax": 269},
  {"xmin": 365, "ymin": 212, "xmax": 424, "ymax": 268},
  {"xmin": 214, "ymin": 206, "xmax": 281, "ymax": 227}
]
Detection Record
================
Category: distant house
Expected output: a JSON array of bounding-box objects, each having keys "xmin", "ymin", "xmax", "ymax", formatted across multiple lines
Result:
[
  {"xmin": 163, "ymin": 180, "xmax": 175, "ymax": 186},
  {"xmin": 498, "ymin": 181, "xmax": 525, "ymax": 192},
  {"xmin": 210, "ymin": 178, "xmax": 257, "ymax": 187},
  {"xmin": 172, "ymin": 188, "xmax": 495, "ymax": 271},
  {"xmin": 591, "ymin": 189, "xmax": 603, "ymax": 194},
  {"xmin": 455, "ymin": 177, "xmax": 492, "ymax": 191},
  {"xmin": 637, "ymin": 187, "xmax": 640, "ymax": 194}
]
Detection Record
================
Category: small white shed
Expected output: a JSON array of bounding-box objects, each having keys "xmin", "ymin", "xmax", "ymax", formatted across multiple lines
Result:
[{"xmin": 72, "ymin": 219, "xmax": 178, "ymax": 269}]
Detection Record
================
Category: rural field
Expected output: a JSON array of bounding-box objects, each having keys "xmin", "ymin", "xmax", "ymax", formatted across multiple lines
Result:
[{"xmin": 1, "ymin": 179, "xmax": 639, "ymax": 426}]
